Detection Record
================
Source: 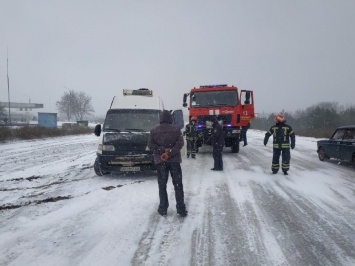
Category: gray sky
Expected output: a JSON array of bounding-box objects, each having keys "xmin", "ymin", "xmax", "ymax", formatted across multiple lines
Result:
[{"xmin": 1, "ymin": 0, "xmax": 354, "ymax": 117}]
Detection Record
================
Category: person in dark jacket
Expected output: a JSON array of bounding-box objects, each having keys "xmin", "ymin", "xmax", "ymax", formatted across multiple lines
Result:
[
  {"xmin": 264, "ymin": 114, "xmax": 295, "ymax": 175},
  {"xmin": 148, "ymin": 110, "xmax": 187, "ymax": 217},
  {"xmin": 240, "ymin": 121, "xmax": 250, "ymax": 147},
  {"xmin": 210, "ymin": 116, "xmax": 224, "ymax": 171},
  {"xmin": 184, "ymin": 116, "xmax": 198, "ymax": 159}
]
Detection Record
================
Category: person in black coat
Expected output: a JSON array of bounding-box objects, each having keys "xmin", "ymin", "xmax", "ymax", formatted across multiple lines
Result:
[
  {"xmin": 210, "ymin": 116, "xmax": 224, "ymax": 171},
  {"xmin": 264, "ymin": 114, "xmax": 296, "ymax": 175},
  {"xmin": 240, "ymin": 121, "xmax": 250, "ymax": 147},
  {"xmin": 148, "ymin": 110, "xmax": 187, "ymax": 217}
]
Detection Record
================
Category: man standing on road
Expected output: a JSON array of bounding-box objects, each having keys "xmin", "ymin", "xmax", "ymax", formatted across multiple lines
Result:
[
  {"xmin": 240, "ymin": 121, "xmax": 250, "ymax": 147},
  {"xmin": 264, "ymin": 114, "xmax": 296, "ymax": 175},
  {"xmin": 210, "ymin": 116, "xmax": 224, "ymax": 171},
  {"xmin": 148, "ymin": 110, "xmax": 188, "ymax": 217}
]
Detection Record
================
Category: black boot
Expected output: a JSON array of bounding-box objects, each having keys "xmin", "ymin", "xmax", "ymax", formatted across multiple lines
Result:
[
  {"xmin": 177, "ymin": 210, "xmax": 188, "ymax": 217},
  {"xmin": 158, "ymin": 208, "xmax": 167, "ymax": 216}
]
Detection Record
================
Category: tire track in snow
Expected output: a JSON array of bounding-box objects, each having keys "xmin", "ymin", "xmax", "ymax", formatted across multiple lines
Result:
[{"xmin": 252, "ymin": 181, "xmax": 355, "ymax": 266}]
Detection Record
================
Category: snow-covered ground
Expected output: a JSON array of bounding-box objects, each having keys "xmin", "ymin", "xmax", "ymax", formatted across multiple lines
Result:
[{"xmin": 0, "ymin": 130, "xmax": 354, "ymax": 266}]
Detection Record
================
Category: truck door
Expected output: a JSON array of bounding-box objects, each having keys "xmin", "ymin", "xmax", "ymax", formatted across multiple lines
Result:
[
  {"xmin": 328, "ymin": 129, "xmax": 345, "ymax": 159},
  {"xmin": 240, "ymin": 90, "xmax": 255, "ymax": 125},
  {"xmin": 340, "ymin": 128, "xmax": 355, "ymax": 161},
  {"xmin": 172, "ymin": 109, "xmax": 184, "ymax": 129}
]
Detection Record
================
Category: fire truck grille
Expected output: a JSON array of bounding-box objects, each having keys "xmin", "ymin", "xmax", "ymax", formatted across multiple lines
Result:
[{"xmin": 198, "ymin": 115, "xmax": 232, "ymax": 124}]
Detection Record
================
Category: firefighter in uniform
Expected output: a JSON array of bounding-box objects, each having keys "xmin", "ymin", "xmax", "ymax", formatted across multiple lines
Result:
[
  {"xmin": 264, "ymin": 114, "xmax": 295, "ymax": 175},
  {"xmin": 184, "ymin": 117, "xmax": 198, "ymax": 158}
]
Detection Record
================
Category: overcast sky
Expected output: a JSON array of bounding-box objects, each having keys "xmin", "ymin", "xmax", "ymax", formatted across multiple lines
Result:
[{"xmin": 1, "ymin": 0, "xmax": 354, "ymax": 117}]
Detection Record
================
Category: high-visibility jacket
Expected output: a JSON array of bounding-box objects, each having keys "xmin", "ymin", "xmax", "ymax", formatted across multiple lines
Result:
[
  {"xmin": 264, "ymin": 123, "xmax": 295, "ymax": 149},
  {"xmin": 184, "ymin": 123, "xmax": 198, "ymax": 140}
]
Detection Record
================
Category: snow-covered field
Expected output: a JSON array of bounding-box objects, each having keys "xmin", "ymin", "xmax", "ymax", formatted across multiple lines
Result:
[{"xmin": 0, "ymin": 130, "xmax": 354, "ymax": 266}]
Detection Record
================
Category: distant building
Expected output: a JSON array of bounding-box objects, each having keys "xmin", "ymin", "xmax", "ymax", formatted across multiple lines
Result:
[
  {"xmin": 0, "ymin": 101, "xmax": 44, "ymax": 123},
  {"xmin": 38, "ymin": 112, "xmax": 57, "ymax": 128}
]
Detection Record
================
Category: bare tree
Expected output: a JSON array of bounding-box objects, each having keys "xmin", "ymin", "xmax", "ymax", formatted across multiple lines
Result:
[
  {"xmin": 73, "ymin": 92, "xmax": 95, "ymax": 120},
  {"xmin": 56, "ymin": 90, "xmax": 94, "ymax": 121}
]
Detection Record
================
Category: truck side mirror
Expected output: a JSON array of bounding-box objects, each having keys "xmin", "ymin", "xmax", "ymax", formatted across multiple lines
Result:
[
  {"xmin": 244, "ymin": 91, "xmax": 251, "ymax": 104},
  {"xmin": 94, "ymin": 124, "xmax": 101, "ymax": 136},
  {"xmin": 182, "ymin": 93, "xmax": 189, "ymax": 107}
]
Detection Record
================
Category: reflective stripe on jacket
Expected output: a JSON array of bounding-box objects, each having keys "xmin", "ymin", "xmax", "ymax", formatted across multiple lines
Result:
[
  {"xmin": 264, "ymin": 123, "xmax": 295, "ymax": 149},
  {"xmin": 185, "ymin": 123, "xmax": 197, "ymax": 140}
]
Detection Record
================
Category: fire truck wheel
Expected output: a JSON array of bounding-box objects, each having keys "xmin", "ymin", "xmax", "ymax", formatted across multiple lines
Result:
[{"xmin": 231, "ymin": 140, "xmax": 239, "ymax": 153}]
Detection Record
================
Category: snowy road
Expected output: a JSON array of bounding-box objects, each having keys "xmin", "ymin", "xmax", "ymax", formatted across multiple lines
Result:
[{"xmin": 0, "ymin": 130, "xmax": 354, "ymax": 266}]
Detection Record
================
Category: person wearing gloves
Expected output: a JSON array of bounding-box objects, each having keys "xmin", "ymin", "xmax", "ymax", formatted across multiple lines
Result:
[
  {"xmin": 148, "ymin": 110, "xmax": 187, "ymax": 217},
  {"xmin": 264, "ymin": 114, "xmax": 296, "ymax": 175}
]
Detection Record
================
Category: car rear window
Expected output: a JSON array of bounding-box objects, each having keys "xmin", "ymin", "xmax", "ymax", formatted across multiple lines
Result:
[{"xmin": 344, "ymin": 129, "xmax": 355, "ymax": 140}]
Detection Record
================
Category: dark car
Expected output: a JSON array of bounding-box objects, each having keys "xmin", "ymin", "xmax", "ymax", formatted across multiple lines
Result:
[{"xmin": 317, "ymin": 125, "xmax": 355, "ymax": 163}]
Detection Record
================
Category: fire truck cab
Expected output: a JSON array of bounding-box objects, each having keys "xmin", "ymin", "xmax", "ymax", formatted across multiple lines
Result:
[{"xmin": 182, "ymin": 84, "xmax": 255, "ymax": 153}]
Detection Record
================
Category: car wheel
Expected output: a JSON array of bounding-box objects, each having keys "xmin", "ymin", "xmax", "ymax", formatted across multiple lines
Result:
[
  {"xmin": 94, "ymin": 158, "xmax": 109, "ymax": 176},
  {"xmin": 318, "ymin": 147, "xmax": 328, "ymax": 161}
]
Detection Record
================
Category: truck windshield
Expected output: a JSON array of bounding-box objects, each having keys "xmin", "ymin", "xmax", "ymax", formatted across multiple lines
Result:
[
  {"xmin": 103, "ymin": 109, "xmax": 161, "ymax": 132},
  {"xmin": 191, "ymin": 90, "xmax": 238, "ymax": 107}
]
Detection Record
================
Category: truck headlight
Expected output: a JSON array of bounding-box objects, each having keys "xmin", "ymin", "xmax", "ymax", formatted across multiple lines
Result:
[{"xmin": 103, "ymin": 145, "xmax": 115, "ymax": 151}]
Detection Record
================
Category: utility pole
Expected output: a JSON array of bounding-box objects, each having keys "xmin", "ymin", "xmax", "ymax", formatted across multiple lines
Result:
[
  {"xmin": 7, "ymin": 48, "xmax": 11, "ymax": 124},
  {"xmin": 25, "ymin": 94, "xmax": 31, "ymax": 111}
]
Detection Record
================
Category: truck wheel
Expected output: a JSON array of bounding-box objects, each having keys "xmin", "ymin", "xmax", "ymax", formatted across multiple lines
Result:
[
  {"xmin": 94, "ymin": 158, "xmax": 108, "ymax": 176},
  {"xmin": 197, "ymin": 138, "xmax": 203, "ymax": 148},
  {"xmin": 318, "ymin": 147, "xmax": 328, "ymax": 161},
  {"xmin": 231, "ymin": 140, "xmax": 239, "ymax": 153}
]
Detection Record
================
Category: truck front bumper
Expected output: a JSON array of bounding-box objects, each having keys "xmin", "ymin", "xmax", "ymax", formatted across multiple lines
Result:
[{"xmin": 97, "ymin": 153, "xmax": 156, "ymax": 173}]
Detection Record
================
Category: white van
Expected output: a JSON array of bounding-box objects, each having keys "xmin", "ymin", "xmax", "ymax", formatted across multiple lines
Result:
[{"xmin": 94, "ymin": 88, "xmax": 183, "ymax": 175}]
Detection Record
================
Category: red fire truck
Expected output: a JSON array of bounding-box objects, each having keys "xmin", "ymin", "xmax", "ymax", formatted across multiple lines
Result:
[{"xmin": 182, "ymin": 84, "xmax": 255, "ymax": 153}]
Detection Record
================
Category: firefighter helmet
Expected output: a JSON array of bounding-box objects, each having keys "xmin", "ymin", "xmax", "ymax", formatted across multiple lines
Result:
[
  {"xmin": 190, "ymin": 116, "xmax": 197, "ymax": 122},
  {"xmin": 275, "ymin": 114, "xmax": 285, "ymax": 123}
]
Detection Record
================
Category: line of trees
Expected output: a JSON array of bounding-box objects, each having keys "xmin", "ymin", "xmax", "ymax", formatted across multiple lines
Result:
[
  {"xmin": 56, "ymin": 90, "xmax": 94, "ymax": 121},
  {"xmin": 252, "ymin": 102, "xmax": 355, "ymax": 138}
]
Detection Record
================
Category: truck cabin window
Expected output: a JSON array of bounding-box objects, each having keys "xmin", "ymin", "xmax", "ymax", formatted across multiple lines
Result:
[
  {"xmin": 191, "ymin": 91, "xmax": 238, "ymax": 107},
  {"xmin": 103, "ymin": 109, "xmax": 160, "ymax": 132}
]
